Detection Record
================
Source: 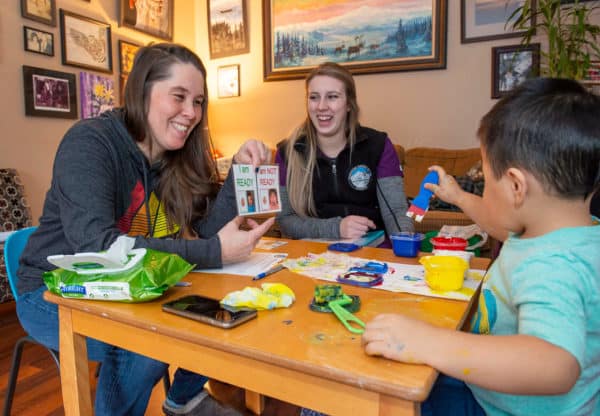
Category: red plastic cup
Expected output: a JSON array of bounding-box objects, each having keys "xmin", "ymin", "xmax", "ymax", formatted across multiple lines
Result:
[{"xmin": 431, "ymin": 236, "xmax": 468, "ymax": 251}]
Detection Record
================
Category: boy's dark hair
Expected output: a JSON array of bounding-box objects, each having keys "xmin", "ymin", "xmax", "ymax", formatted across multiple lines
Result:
[{"xmin": 478, "ymin": 78, "xmax": 600, "ymax": 200}]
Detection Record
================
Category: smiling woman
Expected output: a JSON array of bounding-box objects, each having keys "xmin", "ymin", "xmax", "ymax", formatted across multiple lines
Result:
[
  {"xmin": 15, "ymin": 43, "xmax": 275, "ymax": 416},
  {"xmin": 274, "ymin": 62, "xmax": 414, "ymax": 244}
]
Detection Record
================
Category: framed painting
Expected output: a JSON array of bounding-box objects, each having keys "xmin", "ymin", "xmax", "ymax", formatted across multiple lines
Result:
[
  {"xmin": 582, "ymin": 61, "xmax": 600, "ymax": 83},
  {"xmin": 492, "ymin": 43, "xmax": 540, "ymax": 99},
  {"xmin": 217, "ymin": 64, "xmax": 240, "ymax": 98},
  {"xmin": 21, "ymin": 0, "xmax": 56, "ymax": 27},
  {"xmin": 80, "ymin": 72, "xmax": 115, "ymax": 119},
  {"xmin": 60, "ymin": 10, "xmax": 112, "ymax": 73},
  {"xmin": 581, "ymin": 60, "xmax": 600, "ymax": 96},
  {"xmin": 118, "ymin": 40, "xmax": 141, "ymax": 104},
  {"xmin": 208, "ymin": 0, "xmax": 249, "ymax": 59},
  {"xmin": 262, "ymin": 0, "xmax": 448, "ymax": 81},
  {"xmin": 119, "ymin": 40, "xmax": 141, "ymax": 74},
  {"xmin": 24, "ymin": 26, "xmax": 54, "ymax": 56},
  {"xmin": 461, "ymin": 0, "xmax": 535, "ymax": 44},
  {"xmin": 22, "ymin": 65, "xmax": 77, "ymax": 119},
  {"xmin": 120, "ymin": 0, "xmax": 173, "ymax": 40}
]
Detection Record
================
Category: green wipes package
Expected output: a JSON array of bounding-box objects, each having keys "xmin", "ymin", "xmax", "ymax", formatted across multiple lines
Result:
[{"xmin": 43, "ymin": 248, "xmax": 194, "ymax": 303}]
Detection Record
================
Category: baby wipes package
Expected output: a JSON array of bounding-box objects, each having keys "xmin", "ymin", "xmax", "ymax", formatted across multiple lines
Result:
[{"xmin": 43, "ymin": 236, "xmax": 194, "ymax": 302}]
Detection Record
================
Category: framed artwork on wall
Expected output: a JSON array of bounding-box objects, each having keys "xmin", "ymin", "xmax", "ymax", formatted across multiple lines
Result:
[
  {"xmin": 217, "ymin": 64, "xmax": 240, "ymax": 98},
  {"xmin": 22, "ymin": 65, "xmax": 77, "ymax": 119},
  {"xmin": 21, "ymin": 0, "xmax": 56, "ymax": 27},
  {"xmin": 491, "ymin": 43, "xmax": 540, "ymax": 99},
  {"xmin": 60, "ymin": 10, "xmax": 113, "ymax": 73},
  {"xmin": 581, "ymin": 60, "xmax": 600, "ymax": 95},
  {"xmin": 23, "ymin": 26, "xmax": 54, "ymax": 56},
  {"xmin": 118, "ymin": 40, "xmax": 141, "ymax": 104},
  {"xmin": 208, "ymin": 0, "xmax": 249, "ymax": 59},
  {"xmin": 461, "ymin": 0, "xmax": 535, "ymax": 44},
  {"xmin": 120, "ymin": 0, "xmax": 173, "ymax": 40},
  {"xmin": 119, "ymin": 40, "xmax": 141, "ymax": 74},
  {"xmin": 262, "ymin": 0, "xmax": 448, "ymax": 81},
  {"xmin": 80, "ymin": 72, "xmax": 115, "ymax": 119}
]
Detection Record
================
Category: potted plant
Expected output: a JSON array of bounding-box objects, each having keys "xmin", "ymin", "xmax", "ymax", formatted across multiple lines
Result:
[{"xmin": 507, "ymin": 0, "xmax": 600, "ymax": 79}]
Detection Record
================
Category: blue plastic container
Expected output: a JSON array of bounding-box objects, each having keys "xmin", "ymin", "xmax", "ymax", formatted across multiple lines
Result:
[{"xmin": 390, "ymin": 232, "xmax": 425, "ymax": 257}]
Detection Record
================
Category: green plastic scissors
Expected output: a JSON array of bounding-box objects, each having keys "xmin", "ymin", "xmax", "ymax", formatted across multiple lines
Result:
[{"xmin": 328, "ymin": 294, "xmax": 366, "ymax": 334}]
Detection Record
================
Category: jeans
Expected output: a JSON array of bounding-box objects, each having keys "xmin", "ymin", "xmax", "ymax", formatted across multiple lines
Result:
[
  {"xmin": 422, "ymin": 374, "xmax": 486, "ymax": 416},
  {"xmin": 301, "ymin": 374, "xmax": 485, "ymax": 416},
  {"xmin": 17, "ymin": 286, "xmax": 207, "ymax": 416}
]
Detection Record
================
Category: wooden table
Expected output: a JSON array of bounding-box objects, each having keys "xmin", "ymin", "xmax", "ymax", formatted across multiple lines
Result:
[{"xmin": 45, "ymin": 239, "xmax": 489, "ymax": 416}]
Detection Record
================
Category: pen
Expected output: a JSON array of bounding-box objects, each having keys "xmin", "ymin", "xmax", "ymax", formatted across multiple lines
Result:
[{"xmin": 253, "ymin": 264, "xmax": 285, "ymax": 280}]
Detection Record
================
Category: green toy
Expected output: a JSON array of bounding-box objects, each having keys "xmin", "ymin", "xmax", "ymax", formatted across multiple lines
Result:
[{"xmin": 310, "ymin": 284, "xmax": 365, "ymax": 334}]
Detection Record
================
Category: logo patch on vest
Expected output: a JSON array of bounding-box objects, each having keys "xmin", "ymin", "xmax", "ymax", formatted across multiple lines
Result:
[{"xmin": 348, "ymin": 165, "xmax": 372, "ymax": 191}]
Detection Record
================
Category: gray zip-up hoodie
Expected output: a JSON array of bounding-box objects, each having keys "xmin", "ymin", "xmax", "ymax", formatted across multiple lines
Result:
[{"xmin": 17, "ymin": 109, "xmax": 236, "ymax": 295}]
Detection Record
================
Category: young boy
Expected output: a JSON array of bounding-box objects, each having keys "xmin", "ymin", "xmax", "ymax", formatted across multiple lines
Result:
[{"xmin": 362, "ymin": 78, "xmax": 600, "ymax": 416}]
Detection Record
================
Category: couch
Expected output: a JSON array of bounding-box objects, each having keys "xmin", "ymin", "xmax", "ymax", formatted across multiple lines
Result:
[
  {"xmin": 0, "ymin": 169, "xmax": 32, "ymax": 304},
  {"xmin": 394, "ymin": 145, "xmax": 483, "ymax": 234}
]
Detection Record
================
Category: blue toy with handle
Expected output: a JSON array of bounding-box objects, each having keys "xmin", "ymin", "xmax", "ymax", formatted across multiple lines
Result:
[{"xmin": 405, "ymin": 171, "xmax": 439, "ymax": 222}]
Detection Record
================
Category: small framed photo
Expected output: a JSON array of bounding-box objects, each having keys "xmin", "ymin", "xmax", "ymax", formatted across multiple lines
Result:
[
  {"xmin": 208, "ymin": 0, "xmax": 249, "ymax": 59},
  {"xmin": 22, "ymin": 65, "xmax": 77, "ymax": 119},
  {"xmin": 60, "ymin": 9, "xmax": 112, "ymax": 74},
  {"xmin": 581, "ymin": 61, "xmax": 600, "ymax": 96},
  {"xmin": 492, "ymin": 43, "xmax": 540, "ymax": 99},
  {"xmin": 583, "ymin": 61, "xmax": 600, "ymax": 83},
  {"xmin": 461, "ymin": 0, "xmax": 534, "ymax": 44},
  {"xmin": 21, "ymin": 0, "xmax": 56, "ymax": 27},
  {"xmin": 23, "ymin": 26, "xmax": 54, "ymax": 56},
  {"xmin": 118, "ymin": 40, "xmax": 141, "ymax": 75},
  {"xmin": 217, "ymin": 64, "xmax": 240, "ymax": 98},
  {"xmin": 120, "ymin": 0, "xmax": 173, "ymax": 40},
  {"xmin": 80, "ymin": 72, "xmax": 116, "ymax": 119}
]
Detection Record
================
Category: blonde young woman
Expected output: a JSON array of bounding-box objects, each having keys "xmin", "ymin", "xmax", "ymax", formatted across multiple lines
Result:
[{"xmin": 275, "ymin": 62, "xmax": 413, "ymax": 243}]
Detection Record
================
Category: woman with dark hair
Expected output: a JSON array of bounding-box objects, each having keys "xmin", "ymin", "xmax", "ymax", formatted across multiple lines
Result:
[
  {"xmin": 276, "ymin": 62, "xmax": 413, "ymax": 242},
  {"xmin": 15, "ymin": 43, "xmax": 271, "ymax": 416}
]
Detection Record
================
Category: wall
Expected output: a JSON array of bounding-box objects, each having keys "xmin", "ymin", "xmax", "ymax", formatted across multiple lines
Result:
[
  {"xmin": 3, "ymin": 1, "xmax": 598, "ymax": 223},
  {"xmin": 0, "ymin": 0, "xmax": 196, "ymax": 222},
  {"xmin": 198, "ymin": 2, "xmax": 599, "ymax": 157},
  {"xmin": 197, "ymin": 0, "xmax": 501, "ymax": 158}
]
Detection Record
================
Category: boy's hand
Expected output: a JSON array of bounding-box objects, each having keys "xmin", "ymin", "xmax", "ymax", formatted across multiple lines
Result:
[
  {"xmin": 340, "ymin": 215, "xmax": 376, "ymax": 239},
  {"xmin": 424, "ymin": 165, "xmax": 466, "ymax": 207},
  {"xmin": 233, "ymin": 139, "xmax": 271, "ymax": 167},
  {"xmin": 218, "ymin": 216, "xmax": 275, "ymax": 264},
  {"xmin": 362, "ymin": 314, "xmax": 435, "ymax": 364}
]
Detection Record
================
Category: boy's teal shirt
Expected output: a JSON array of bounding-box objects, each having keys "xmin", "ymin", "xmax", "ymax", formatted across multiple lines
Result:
[{"xmin": 469, "ymin": 220, "xmax": 600, "ymax": 416}]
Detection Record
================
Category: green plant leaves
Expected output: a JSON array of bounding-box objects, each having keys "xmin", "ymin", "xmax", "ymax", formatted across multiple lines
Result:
[{"xmin": 506, "ymin": 0, "xmax": 600, "ymax": 79}]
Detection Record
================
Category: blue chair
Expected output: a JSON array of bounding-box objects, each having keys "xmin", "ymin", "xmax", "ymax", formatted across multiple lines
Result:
[
  {"xmin": 3, "ymin": 226, "xmax": 60, "ymax": 416},
  {"xmin": 3, "ymin": 227, "xmax": 171, "ymax": 415}
]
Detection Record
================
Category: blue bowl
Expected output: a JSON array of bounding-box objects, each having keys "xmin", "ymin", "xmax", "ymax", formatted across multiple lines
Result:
[{"xmin": 391, "ymin": 232, "xmax": 425, "ymax": 257}]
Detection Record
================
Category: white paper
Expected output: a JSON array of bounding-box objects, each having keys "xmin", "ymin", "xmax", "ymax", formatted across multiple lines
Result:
[
  {"xmin": 283, "ymin": 252, "xmax": 486, "ymax": 301},
  {"xmin": 197, "ymin": 252, "xmax": 288, "ymax": 276},
  {"xmin": 256, "ymin": 238, "xmax": 288, "ymax": 250}
]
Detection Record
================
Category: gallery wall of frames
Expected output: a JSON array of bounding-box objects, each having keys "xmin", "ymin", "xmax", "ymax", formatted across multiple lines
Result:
[
  {"xmin": 19, "ymin": 0, "xmax": 251, "ymax": 121},
  {"xmin": 19, "ymin": 0, "xmax": 600, "ymax": 122},
  {"xmin": 19, "ymin": 0, "xmax": 169, "ymax": 120}
]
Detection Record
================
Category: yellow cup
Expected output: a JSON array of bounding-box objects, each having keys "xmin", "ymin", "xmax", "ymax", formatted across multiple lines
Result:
[{"xmin": 419, "ymin": 255, "xmax": 469, "ymax": 291}]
